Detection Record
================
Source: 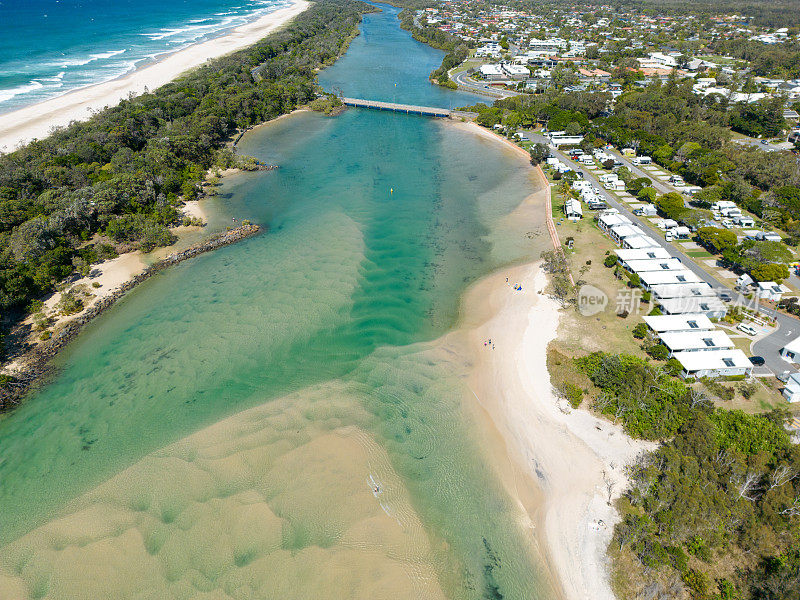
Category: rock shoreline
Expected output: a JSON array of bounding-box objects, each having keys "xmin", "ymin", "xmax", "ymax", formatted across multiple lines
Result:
[{"xmin": 0, "ymin": 223, "xmax": 262, "ymax": 411}]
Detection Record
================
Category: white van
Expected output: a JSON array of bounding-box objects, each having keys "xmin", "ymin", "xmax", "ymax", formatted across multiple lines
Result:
[
  {"xmin": 737, "ymin": 323, "xmax": 758, "ymax": 336},
  {"xmin": 633, "ymin": 156, "xmax": 652, "ymax": 165}
]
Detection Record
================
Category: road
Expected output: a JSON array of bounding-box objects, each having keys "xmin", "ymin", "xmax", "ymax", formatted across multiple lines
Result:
[
  {"xmin": 606, "ymin": 150, "xmax": 685, "ymax": 198},
  {"xmin": 531, "ymin": 132, "xmax": 799, "ymax": 375},
  {"xmin": 451, "ymin": 68, "xmax": 521, "ymax": 99},
  {"xmin": 732, "ymin": 137, "xmax": 794, "ymax": 153}
]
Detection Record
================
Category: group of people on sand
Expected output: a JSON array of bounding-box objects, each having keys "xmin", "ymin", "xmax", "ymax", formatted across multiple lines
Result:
[
  {"xmin": 505, "ymin": 277, "xmax": 523, "ymax": 292},
  {"xmin": 483, "ymin": 339, "xmax": 495, "ymax": 350}
]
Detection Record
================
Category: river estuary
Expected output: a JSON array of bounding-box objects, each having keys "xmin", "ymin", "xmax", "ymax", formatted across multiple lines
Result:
[{"xmin": 0, "ymin": 5, "xmax": 554, "ymax": 599}]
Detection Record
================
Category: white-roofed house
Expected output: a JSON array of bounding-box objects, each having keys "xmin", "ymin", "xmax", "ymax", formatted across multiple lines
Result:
[
  {"xmin": 657, "ymin": 296, "xmax": 727, "ymax": 319},
  {"xmin": 672, "ymin": 349, "xmax": 753, "ymax": 379},
  {"xmin": 564, "ymin": 198, "xmax": 583, "ymax": 221},
  {"xmin": 756, "ymin": 281, "xmax": 790, "ymax": 302},
  {"xmin": 614, "ymin": 247, "xmax": 671, "ymax": 267},
  {"xmin": 650, "ymin": 282, "xmax": 715, "ymax": 301},
  {"xmin": 480, "ymin": 64, "xmax": 505, "ymax": 80},
  {"xmin": 621, "ymin": 235, "xmax": 660, "ymax": 250},
  {"xmin": 623, "ymin": 258, "xmax": 684, "ymax": 273},
  {"xmin": 780, "ymin": 335, "xmax": 800, "ymax": 363},
  {"xmin": 638, "ymin": 269, "xmax": 702, "ymax": 290},
  {"xmin": 597, "ymin": 213, "xmax": 631, "ymax": 232},
  {"xmin": 659, "ymin": 330, "xmax": 735, "ymax": 356},
  {"xmin": 643, "ymin": 313, "xmax": 715, "ymax": 333},
  {"xmin": 782, "ymin": 372, "xmax": 800, "ymax": 402},
  {"xmin": 609, "ymin": 223, "xmax": 641, "ymax": 245}
]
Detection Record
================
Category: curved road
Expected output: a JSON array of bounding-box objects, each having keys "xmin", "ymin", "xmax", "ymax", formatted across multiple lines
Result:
[{"xmin": 451, "ymin": 68, "xmax": 521, "ymax": 100}]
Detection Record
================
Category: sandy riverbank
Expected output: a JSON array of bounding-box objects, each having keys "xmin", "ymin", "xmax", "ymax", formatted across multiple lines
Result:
[
  {"xmin": 1, "ymin": 201, "xmax": 208, "ymax": 379},
  {"xmin": 453, "ymin": 121, "xmax": 653, "ymax": 600},
  {"xmin": 463, "ymin": 263, "xmax": 652, "ymax": 600},
  {"xmin": 0, "ymin": 0, "xmax": 310, "ymax": 151}
]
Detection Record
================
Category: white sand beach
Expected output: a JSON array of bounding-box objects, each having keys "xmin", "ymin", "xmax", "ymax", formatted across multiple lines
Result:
[
  {"xmin": 454, "ymin": 121, "xmax": 654, "ymax": 600},
  {"xmin": 465, "ymin": 264, "xmax": 653, "ymax": 600},
  {"xmin": 0, "ymin": 0, "xmax": 309, "ymax": 151}
]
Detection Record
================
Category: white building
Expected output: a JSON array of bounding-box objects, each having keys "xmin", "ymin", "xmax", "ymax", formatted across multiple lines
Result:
[
  {"xmin": 614, "ymin": 247, "xmax": 671, "ymax": 264},
  {"xmin": 609, "ymin": 223, "xmax": 642, "ymax": 245},
  {"xmin": 623, "ymin": 258, "xmax": 684, "ymax": 273},
  {"xmin": 621, "ymin": 234, "xmax": 660, "ymax": 250},
  {"xmin": 650, "ymin": 282, "xmax": 715, "ymax": 301},
  {"xmin": 501, "ymin": 63, "xmax": 530, "ymax": 79},
  {"xmin": 598, "ymin": 213, "xmax": 631, "ymax": 232},
  {"xmin": 756, "ymin": 281, "xmax": 790, "ymax": 302},
  {"xmin": 633, "ymin": 204, "xmax": 657, "ymax": 216},
  {"xmin": 479, "ymin": 64, "xmax": 505, "ymax": 80},
  {"xmin": 659, "ymin": 330, "xmax": 735, "ymax": 355},
  {"xmin": 643, "ymin": 313, "xmax": 715, "ymax": 334},
  {"xmin": 780, "ymin": 336, "xmax": 800, "ymax": 363},
  {"xmin": 564, "ymin": 198, "xmax": 583, "ymax": 221},
  {"xmin": 658, "ymin": 296, "xmax": 727, "ymax": 319},
  {"xmin": 673, "ymin": 349, "xmax": 753, "ymax": 379},
  {"xmin": 782, "ymin": 372, "xmax": 800, "ymax": 402},
  {"xmin": 639, "ymin": 269, "xmax": 702, "ymax": 289}
]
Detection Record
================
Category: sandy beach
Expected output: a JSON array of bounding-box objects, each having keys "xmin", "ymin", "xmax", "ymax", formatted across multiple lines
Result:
[
  {"xmin": 0, "ymin": 0, "xmax": 310, "ymax": 151},
  {"xmin": 454, "ymin": 122, "xmax": 653, "ymax": 600},
  {"xmin": 463, "ymin": 263, "xmax": 652, "ymax": 600}
]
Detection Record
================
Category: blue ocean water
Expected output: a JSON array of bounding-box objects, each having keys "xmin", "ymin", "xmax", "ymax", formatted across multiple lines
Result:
[{"xmin": 0, "ymin": 0, "xmax": 291, "ymax": 113}]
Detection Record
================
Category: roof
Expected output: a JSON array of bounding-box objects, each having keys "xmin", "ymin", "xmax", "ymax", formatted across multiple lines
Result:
[
  {"xmin": 624, "ymin": 258, "xmax": 684, "ymax": 272},
  {"xmin": 650, "ymin": 283, "xmax": 715, "ymax": 299},
  {"xmin": 757, "ymin": 282, "xmax": 790, "ymax": 294},
  {"xmin": 614, "ymin": 248, "xmax": 672, "ymax": 261},
  {"xmin": 782, "ymin": 335, "xmax": 800, "ymax": 355},
  {"xmin": 659, "ymin": 330, "xmax": 734, "ymax": 352},
  {"xmin": 638, "ymin": 270, "xmax": 702, "ymax": 286},
  {"xmin": 598, "ymin": 213, "xmax": 631, "ymax": 227},
  {"xmin": 609, "ymin": 224, "xmax": 641, "ymax": 239},
  {"xmin": 621, "ymin": 235, "xmax": 660, "ymax": 249},
  {"xmin": 643, "ymin": 313, "xmax": 715, "ymax": 332},
  {"xmin": 658, "ymin": 296, "xmax": 727, "ymax": 315},
  {"xmin": 672, "ymin": 349, "xmax": 752, "ymax": 372}
]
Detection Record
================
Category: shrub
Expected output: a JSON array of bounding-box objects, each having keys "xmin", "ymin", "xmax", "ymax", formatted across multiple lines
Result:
[
  {"xmin": 56, "ymin": 289, "xmax": 84, "ymax": 316},
  {"xmin": 561, "ymin": 382, "xmax": 584, "ymax": 408},
  {"xmin": 632, "ymin": 322, "xmax": 649, "ymax": 339},
  {"xmin": 646, "ymin": 343, "xmax": 669, "ymax": 361},
  {"xmin": 604, "ymin": 255, "xmax": 617, "ymax": 268}
]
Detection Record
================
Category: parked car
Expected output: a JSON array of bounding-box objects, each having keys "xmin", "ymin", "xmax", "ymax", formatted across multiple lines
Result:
[
  {"xmin": 737, "ymin": 323, "xmax": 758, "ymax": 336},
  {"xmin": 749, "ymin": 356, "xmax": 765, "ymax": 366}
]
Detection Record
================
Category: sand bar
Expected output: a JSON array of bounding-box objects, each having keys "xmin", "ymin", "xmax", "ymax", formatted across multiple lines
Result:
[{"xmin": 0, "ymin": 0, "xmax": 310, "ymax": 151}]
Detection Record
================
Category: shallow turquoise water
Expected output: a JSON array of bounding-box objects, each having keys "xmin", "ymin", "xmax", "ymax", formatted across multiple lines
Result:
[{"xmin": 0, "ymin": 5, "xmax": 551, "ymax": 599}]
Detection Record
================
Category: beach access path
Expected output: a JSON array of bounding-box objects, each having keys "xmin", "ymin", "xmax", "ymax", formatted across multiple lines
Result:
[{"xmin": 0, "ymin": 0, "xmax": 309, "ymax": 151}]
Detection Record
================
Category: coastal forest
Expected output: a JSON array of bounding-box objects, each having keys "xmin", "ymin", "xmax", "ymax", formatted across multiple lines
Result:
[
  {"xmin": 573, "ymin": 353, "xmax": 800, "ymax": 600},
  {"xmin": 0, "ymin": 0, "xmax": 371, "ymax": 367}
]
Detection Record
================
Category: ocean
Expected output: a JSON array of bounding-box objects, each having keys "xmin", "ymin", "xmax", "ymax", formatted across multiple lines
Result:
[
  {"xmin": 0, "ymin": 4, "xmax": 555, "ymax": 599},
  {"xmin": 0, "ymin": 0, "xmax": 291, "ymax": 113}
]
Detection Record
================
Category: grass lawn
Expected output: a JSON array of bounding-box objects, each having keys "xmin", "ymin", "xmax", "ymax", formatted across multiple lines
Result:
[{"xmin": 686, "ymin": 250, "xmax": 714, "ymax": 258}]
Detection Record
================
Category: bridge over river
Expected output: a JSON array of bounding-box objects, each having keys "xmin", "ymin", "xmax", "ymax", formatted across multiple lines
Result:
[{"xmin": 342, "ymin": 97, "xmax": 456, "ymax": 118}]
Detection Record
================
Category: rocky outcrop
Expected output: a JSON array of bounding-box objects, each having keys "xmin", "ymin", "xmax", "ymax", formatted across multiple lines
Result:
[{"xmin": 0, "ymin": 223, "xmax": 262, "ymax": 411}]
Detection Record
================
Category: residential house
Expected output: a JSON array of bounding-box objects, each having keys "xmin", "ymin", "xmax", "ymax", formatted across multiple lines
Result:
[
  {"xmin": 756, "ymin": 281, "xmax": 790, "ymax": 302},
  {"xmin": 672, "ymin": 349, "xmax": 753, "ymax": 379}
]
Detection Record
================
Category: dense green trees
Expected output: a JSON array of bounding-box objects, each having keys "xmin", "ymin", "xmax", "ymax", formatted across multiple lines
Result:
[
  {"xmin": 0, "ymin": 0, "xmax": 370, "ymax": 327},
  {"xmin": 578, "ymin": 352, "xmax": 800, "ymax": 599}
]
